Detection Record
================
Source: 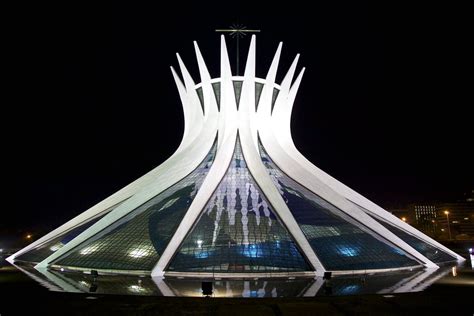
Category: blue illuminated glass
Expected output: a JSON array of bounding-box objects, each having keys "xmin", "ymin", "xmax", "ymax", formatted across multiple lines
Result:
[
  {"xmin": 359, "ymin": 209, "xmax": 457, "ymax": 264},
  {"xmin": 168, "ymin": 138, "xmax": 311, "ymax": 272},
  {"xmin": 53, "ymin": 141, "xmax": 217, "ymax": 271},
  {"xmin": 259, "ymin": 140, "xmax": 420, "ymax": 271}
]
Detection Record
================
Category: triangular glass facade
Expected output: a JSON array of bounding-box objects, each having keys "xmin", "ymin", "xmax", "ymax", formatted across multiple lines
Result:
[
  {"xmin": 233, "ymin": 81, "xmax": 243, "ymax": 109},
  {"xmin": 14, "ymin": 206, "xmax": 116, "ymax": 264},
  {"xmin": 52, "ymin": 141, "xmax": 217, "ymax": 271},
  {"xmin": 211, "ymin": 82, "xmax": 220, "ymax": 111},
  {"xmin": 258, "ymin": 140, "xmax": 420, "ymax": 271},
  {"xmin": 196, "ymin": 87, "xmax": 205, "ymax": 114},
  {"xmin": 204, "ymin": 81, "xmax": 274, "ymax": 112},
  {"xmin": 271, "ymin": 88, "xmax": 279, "ymax": 113},
  {"xmin": 167, "ymin": 138, "xmax": 311, "ymax": 272},
  {"xmin": 255, "ymin": 82, "xmax": 264, "ymax": 109},
  {"xmin": 358, "ymin": 208, "xmax": 457, "ymax": 264}
]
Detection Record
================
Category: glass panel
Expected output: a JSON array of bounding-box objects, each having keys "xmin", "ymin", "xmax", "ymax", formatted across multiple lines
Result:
[
  {"xmin": 196, "ymin": 87, "xmax": 205, "ymax": 114},
  {"xmin": 259, "ymin": 141, "xmax": 420, "ymax": 271},
  {"xmin": 271, "ymin": 88, "xmax": 279, "ymax": 113},
  {"xmin": 359, "ymin": 209, "xmax": 457, "ymax": 263},
  {"xmin": 168, "ymin": 138, "xmax": 311, "ymax": 273},
  {"xmin": 14, "ymin": 208, "xmax": 114, "ymax": 264},
  {"xmin": 212, "ymin": 82, "xmax": 220, "ymax": 111},
  {"xmin": 53, "ymin": 141, "xmax": 217, "ymax": 271},
  {"xmin": 255, "ymin": 82, "xmax": 264, "ymax": 109},
  {"xmin": 233, "ymin": 81, "xmax": 243, "ymax": 109}
]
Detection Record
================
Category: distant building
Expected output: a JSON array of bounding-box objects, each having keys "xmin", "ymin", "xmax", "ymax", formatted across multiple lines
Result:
[
  {"xmin": 436, "ymin": 199, "xmax": 474, "ymax": 240},
  {"xmin": 434, "ymin": 191, "xmax": 474, "ymax": 239},
  {"xmin": 410, "ymin": 204, "xmax": 437, "ymax": 236},
  {"xmin": 386, "ymin": 191, "xmax": 473, "ymax": 240}
]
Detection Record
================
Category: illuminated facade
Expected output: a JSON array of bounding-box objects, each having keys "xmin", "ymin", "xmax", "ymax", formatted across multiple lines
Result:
[
  {"xmin": 7, "ymin": 36, "xmax": 464, "ymax": 278},
  {"xmin": 413, "ymin": 204, "xmax": 437, "ymax": 235}
]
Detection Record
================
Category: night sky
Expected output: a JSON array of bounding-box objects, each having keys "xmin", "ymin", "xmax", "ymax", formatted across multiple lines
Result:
[{"xmin": 5, "ymin": 3, "xmax": 472, "ymax": 242}]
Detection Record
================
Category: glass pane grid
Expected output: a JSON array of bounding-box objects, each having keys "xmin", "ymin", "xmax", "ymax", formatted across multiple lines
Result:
[
  {"xmin": 54, "ymin": 142, "xmax": 217, "ymax": 271},
  {"xmin": 365, "ymin": 212, "xmax": 457, "ymax": 264},
  {"xmin": 259, "ymin": 141, "xmax": 419, "ymax": 271},
  {"xmin": 168, "ymin": 138, "xmax": 311, "ymax": 273}
]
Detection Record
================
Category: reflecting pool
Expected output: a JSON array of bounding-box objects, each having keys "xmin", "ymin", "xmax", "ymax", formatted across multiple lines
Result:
[{"xmin": 5, "ymin": 261, "xmax": 472, "ymax": 298}]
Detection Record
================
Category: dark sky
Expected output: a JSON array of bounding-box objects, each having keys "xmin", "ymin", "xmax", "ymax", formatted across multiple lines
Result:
[{"xmin": 5, "ymin": 2, "xmax": 472, "ymax": 238}]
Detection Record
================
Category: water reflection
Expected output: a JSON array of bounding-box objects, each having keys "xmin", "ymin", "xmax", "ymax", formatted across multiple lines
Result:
[
  {"xmin": 8, "ymin": 263, "xmax": 466, "ymax": 297},
  {"xmin": 165, "ymin": 278, "xmax": 316, "ymax": 297}
]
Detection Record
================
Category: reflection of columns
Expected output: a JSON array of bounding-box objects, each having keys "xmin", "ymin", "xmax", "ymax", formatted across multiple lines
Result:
[
  {"xmin": 225, "ymin": 281, "xmax": 233, "ymax": 297},
  {"xmin": 271, "ymin": 287, "xmax": 277, "ymax": 297},
  {"xmin": 394, "ymin": 268, "xmax": 448, "ymax": 293},
  {"xmin": 257, "ymin": 281, "xmax": 267, "ymax": 297},
  {"xmin": 15, "ymin": 264, "xmax": 72, "ymax": 293},
  {"xmin": 377, "ymin": 270, "xmax": 425, "ymax": 294},
  {"xmin": 302, "ymin": 278, "xmax": 325, "ymax": 297},
  {"xmin": 152, "ymin": 277, "xmax": 176, "ymax": 297},
  {"xmin": 242, "ymin": 281, "xmax": 250, "ymax": 297}
]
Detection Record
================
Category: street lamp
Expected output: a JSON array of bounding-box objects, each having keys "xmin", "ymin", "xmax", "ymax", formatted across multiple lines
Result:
[{"xmin": 444, "ymin": 210, "xmax": 452, "ymax": 240}]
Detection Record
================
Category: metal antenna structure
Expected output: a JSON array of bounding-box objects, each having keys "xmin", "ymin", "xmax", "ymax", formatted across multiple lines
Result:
[{"xmin": 216, "ymin": 24, "xmax": 260, "ymax": 75}]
